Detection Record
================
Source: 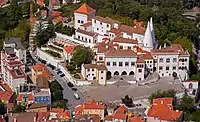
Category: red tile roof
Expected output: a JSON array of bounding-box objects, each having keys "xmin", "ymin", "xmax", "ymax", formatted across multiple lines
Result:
[
  {"xmin": 105, "ymin": 115, "xmax": 113, "ymax": 121},
  {"xmin": 128, "ymin": 115, "xmax": 144, "ymax": 122},
  {"xmin": 37, "ymin": 112, "xmax": 50, "ymax": 122},
  {"xmin": 74, "ymin": 3, "xmax": 96, "ymax": 15},
  {"xmin": 76, "ymin": 29, "xmax": 97, "ymax": 37},
  {"xmin": 7, "ymin": 61, "xmax": 23, "ymax": 66},
  {"xmin": 0, "ymin": 81, "xmax": 12, "ymax": 93},
  {"xmin": 51, "ymin": 108, "xmax": 64, "ymax": 113},
  {"xmin": 147, "ymin": 101, "xmax": 183, "ymax": 121},
  {"xmin": 57, "ymin": 110, "xmax": 71, "ymax": 120},
  {"xmin": 153, "ymin": 97, "xmax": 173, "ymax": 105},
  {"xmin": 0, "ymin": 0, "xmax": 8, "ymax": 7},
  {"xmin": 136, "ymin": 56, "xmax": 145, "ymax": 63},
  {"xmin": 84, "ymin": 99, "xmax": 104, "ymax": 109},
  {"xmin": 142, "ymin": 53, "xmax": 153, "ymax": 59},
  {"xmin": 81, "ymin": 22, "xmax": 92, "ymax": 27},
  {"xmin": 32, "ymin": 64, "xmax": 46, "ymax": 71},
  {"xmin": 64, "ymin": 45, "xmax": 76, "ymax": 53},
  {"xmin": 113, "ymin": 105, "xmax": 128, "ymax": 120},
  {"xmin": 120, "ymin": 25, "xmax": 145, "ymax": 35},
  {"xmin": 112, "ymin": 37, "xmax": 138, "ymax": 44},
  {"xmin": 4, "ymin": 67, "xmax": 26, "ymax": 79},
  {"xmin": 105, "ymin": 49, "xmax": 137, "ymax": 57},
  {"xmin": 37, "ymin": 0, "xmax": 44, "ymax": 6},
  {"xmin": 17, "ymin": 93, "xmax": 34, "ymax": 102},
  {"xmin": 0, "ymin": 91, "xmax": 12, "ymax": 102},
  {"xmin": 109, "ymin": 28, "xmax": 121, "ymax": 34},
  {"xmin": 51, "ymin": 11, "xmax": 62, "ymax": 17}
]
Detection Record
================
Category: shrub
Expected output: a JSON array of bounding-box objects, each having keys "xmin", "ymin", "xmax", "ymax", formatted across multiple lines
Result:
[{"xmin": 74, "ymin": 74, "xmax": 81, "ymax": 79}]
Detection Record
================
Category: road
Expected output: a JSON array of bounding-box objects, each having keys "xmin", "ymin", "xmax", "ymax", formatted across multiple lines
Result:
[{"xmin": 29, "ymin": 51, "xmax": 85, "ymax": 107}]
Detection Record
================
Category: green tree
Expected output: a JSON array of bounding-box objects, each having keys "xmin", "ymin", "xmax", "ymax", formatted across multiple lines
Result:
[
  {"xmin": 148, "ymin": 89, "xmax": 176, "ymax": 104},
  {"xmin": 121, "ymin": 95, "xmax": 134, "ymax": 107},
  {"xmin": 12, "ymin": 104, "xmax": 26, "ymax": 113},
  {"xmin": 50, "ymin": 80, "xmax": 63, "ymax": 102},
  {"xmin": 72, "ymin": 46, "xmax": 94, "ymax": 68}
]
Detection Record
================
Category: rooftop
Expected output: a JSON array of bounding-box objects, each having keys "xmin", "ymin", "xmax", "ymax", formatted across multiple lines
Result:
[
  {"xmin": 83, "ymin": 64, "xmax": 107, "ymax": 70},
  {"xmin": 17, "ymin": 92, "xmax": 34, "ymax": 102},
  {"xmin": 93, "ymin": 16, "xmax": 119, "ymax": 25},
  {"xmin": 153, "ymin": 97, "xmax": 173, "ymax": 105},
  {"xmin": 120, "ymin": 25, "xmax": 145, "ymax": 35},
  {"xmin": 32, "ymin": 64, "xmax": 46, "ymax": 72},
  {"xmin": 27, "ymin": 102, "xmax": 48, "ymax": 109},
  {"xmin": 8, "ymin": 112, "xmax": 37, "ymax": 122},
  {"xmin": 5, "ymin": 37, "xmax": 25, "ymax": 50},
  {"xmin": 112, "ymin": 37, "xmax": 138, "ymax": 44},
  {"xmin": 105, "ymin": 49, "xmax": 137, "ymax": 57},
  {"xmin": 76, "ymin": 29, "xmax": 97, "ymax": 37},
  {"xmin": 0, "ymin": 81, "xmax": 12, "ymax": 93},
  {"xmin": 0, "ymin": 90, "xmax": 12, "ymax": 101},
  {"xmin": 64, "ymin": 45, "xmax": 76, "ymax": 53},
  {"xmin": 74, "ymin": 3, "xmax": 96, "ymax": 15}
]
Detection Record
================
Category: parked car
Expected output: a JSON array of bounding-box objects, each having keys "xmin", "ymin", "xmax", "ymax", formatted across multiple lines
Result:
[
  {"xmin": 57, "ymin": 71, "xmax": 62, "ymax": 75},
  {"xmin": 74, "ymin": 93, "xmax": 80, "ymax": 100},
  {"xmin": 71, "ymin": 87, "xmax": 77, "ymax": 91},
  {"xmin": 67, "ymin": 82, "xmax": 74, "ymax": 88},
  {"xmin": 60, "ymin": 73, "xmax": 65, "ymax": 77}
]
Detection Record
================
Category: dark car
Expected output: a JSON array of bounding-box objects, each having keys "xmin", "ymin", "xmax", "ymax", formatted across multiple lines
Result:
[
  {"xmin": 67, "ymin": 82, "xmax": 74, "ymax": 88},
  {"xmin": 71, "ymin": 87, "xmax": 78, "ymax": 91},
  {"xmin": 57, "ymin": 71, "xmax": 62, "ymax": 74},
  {"xmin": 60, "ymin": 74, "xmax": 65, "ymax": 77}
]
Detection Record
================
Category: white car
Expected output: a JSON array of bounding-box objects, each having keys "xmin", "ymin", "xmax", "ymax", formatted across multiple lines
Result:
[{"xmin": 74, "ymin": 93, "xmax": 80, "ymax": 100}]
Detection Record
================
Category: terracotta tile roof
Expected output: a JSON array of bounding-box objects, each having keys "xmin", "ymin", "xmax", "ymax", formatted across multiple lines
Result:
[
  {"xmin": 51, "ymin": 108, "xmax": 64, "ymax": 113},
  {"xmin": 105, "ymin": 115, "xmax": 113, "ymax": 121},
  {"xmin": 81, "ymin": 22, "xmax": 92, "ymax": 27},
  {"xmin": 115, "ymin": 104, "xmax": 128, "ymax": 113},
  {"xmin": 28, "ymin": 102, "xmax": 48, "ymax": 109},
  {"xmin": 8, "ymin": 112, "xmax": 37, "ymax": 122},
  {"xmin": 183, "ymin": 80, "xmax": 199, "ymax": 82},
  {"xmin": 113, "ymin": 37, "xmax": 138, "ymax": 44},
  {"xmin": 36, "ymin": 74, "xmax": 50, "ymax": 89},
  {"xmin": 153, "ymin": 97, "xmax": 173, "ymax": 105},
  {"xmin": 32, "ymin": 64, "xmax": 46, "ymax": 72},
  {"xmin": 128, "ymin": 115, "xmax": 144, "ymax": 122},
  {"xmin": 64, "ymin": 45, "xmax": 76, "ymax": 53},
  {"xmin": 105, "ymin": 49, "xmax": 137, "ymax": 57},
  {"xmin": 93, "ymin": 16, "xmax": 119, "ymax": 25},
  {"xmin": 97, "ymin": 43, "xmax": 109, "ymax": 53},
  {"xmin": 57, "ymin": 110, "xmax": 71, "ymax": 120},
  {"xmin": 0, "ymin": 81, "xmax": 12, "ymax": 93},
  {"xmin": 0, "ymin": 91, "xmax": 12, "ymax": 102},
  {"xmin": 49, "ymin": 0, "xmax": 60, "ymax": 7},
  {"xmin": 37, "ymin": 0, "xmax": 44, "ymax": 6},
  {"xmin": 37, "ymin": 112, "xmax": 50, "ymax": 122},
  {"xmin": 84, "ymin": 99, "xmax": 105, "ymax": 109},
  {"xmin": 147, "ymin": 103, "xmax": 183, "ymax": 121},
  {"xmin": 136, "ymin": 56, "xmax": 145, "ymax": 63},
  {"xmin": 142, "ymin": 53, "xmax": 153, "ymax": 59},
  {"xmin": 0, "ymin": 0, "xmax": 8, "ymax": 7},
  {"xmin": 7, "ymin": 61, "xmax": 22, "ymax": 66},
  {"xmin": 17, "ymin": 93, "xmax": 34, "ymax": 102},
  {"xmin": 5, "ymin": 67, "xmax": 26, "ymax": 79},
  {"xmin": 120, "ymin": 25, "xmax": 145, "ymax": 35},
  {"xmin": 76, "ymin": 29, "xmax": 97, "ymax": 37},
  {"xmin": 83, "ymin": 64, "xmax": 107, "ymax": 70},
  {"xmin": 109, "ymin": 28, "xmax": 121, "ymax": 34},
  {"xmin": 113, "ymin": 113, "xmax": 127, "ymax": 120},
  {"xmin": 51, "ymin": 11, "xmax": 62, "ymax": 17},
  {"xmin": 75, "ymin": 105, "xmax": 83, "ymax": 115},
  {"xmin": 74, "ymin": 3, "xmax": 96, "ymax": 15}
]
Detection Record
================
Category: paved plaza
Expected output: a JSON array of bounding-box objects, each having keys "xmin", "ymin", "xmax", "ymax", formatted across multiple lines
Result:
[{"xmin": 77, "ymin": 77, "xmax": 184, "ymax": 102}]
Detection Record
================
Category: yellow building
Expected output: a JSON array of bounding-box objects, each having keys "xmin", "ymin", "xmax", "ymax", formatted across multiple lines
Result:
[{"xmin": 75, "ymin": 99, "xmax": 105, "ymax": 120}]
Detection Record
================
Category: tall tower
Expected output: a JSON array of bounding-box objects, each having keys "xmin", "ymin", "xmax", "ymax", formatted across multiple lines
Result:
[
  {"xmin": 150, "ymin": 17, "xmax": 155, "ymax": 47},
  {"xmin": 143, "ymin": 21, "xmax": 154, "ymax": 51}
]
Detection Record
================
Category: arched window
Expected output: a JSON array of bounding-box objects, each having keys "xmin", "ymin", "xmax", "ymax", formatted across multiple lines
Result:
[
  {"xmin": 121, "ymin": 71, "xmax": 127, "ymax": 76},
  {"xmin": 189, "ymin": 83, "xmax": 193, "ymax": 89},
  {"xmin": 114, "ymin": 71, "xmax": 119, "ymax": 76}
]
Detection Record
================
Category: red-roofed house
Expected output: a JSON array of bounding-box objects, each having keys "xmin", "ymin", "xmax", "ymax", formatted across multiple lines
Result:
[
  {"xmin": 17, "ymin": 92, "xmax": 34, "ymax": 104},
  {"xmin": 74, "ymin": 3, "xmax": 96, "ymax": 29},
  {"xmin": 0, "ymin": 91, "xmax": 13, "ymax": 104},
  {"xmin": 63, "ymin": 45, "xmax": 76, "ymax": 63},
  {"xmin": 57, "ymin": 110, "xmax": 71, "ymax": 121},
  {"xmin": 146, "ymin": 97, "xmax": 183, "ymax": 122},
  {"xmin": 75, "ymin": 99, "xmax": 105, "ymax": 120}
]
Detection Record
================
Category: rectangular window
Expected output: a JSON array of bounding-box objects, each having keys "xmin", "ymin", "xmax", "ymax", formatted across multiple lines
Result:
[
  {"xmin": 166, "ymin": 58, "xmax": 170, "ymax": 63},
  {"xmin": 173, "ymin": 58, "xmax": 177, "ymax": 62},
  {"xmin": 125, "ymin": 62, "xmax": 129, "ymax": 66},
  {"xmin": 113, "ymin": 62, "xmax": 116, "ymax": 66},
  {"xmin": 101, "ymin": 77, "xmax": 103, "ymax": 79},
  {"xmin": 173, "ymin": 66, "xmax": 176, "ymax": 70},
  {"xmin": 107, "ymin": 24, "xmax": 109, "ymax": 28},
  {"xmin": 150, "ymin": 61, "xmax": 152, "ymax": 63},
  {"xmin": 101, "ymin": 71, "xmax": 104, "ymax": 73},
  {"xmin": 81, "ymin": 21, "xmax": 84, "ymax": 24},
  {"xmin": 138, "ymin": 69, "xmax": 142, "ymax": 72},
  {"xmin": 119, "ymin": 62, "xmax": 123, "ymax": 67},
  {"xmin": 78, "ymin": 36, "xmax": 80, "ymax": 39},
  {"xmin": 89, "ymin": 39, "xmax": 91, "ymax": 43},
  {"xmin": 78, "ymin": 20, "xmax": 80, "ymax": 23},
  {"xmin": 159, "ymin": 66, "xmax": 163, "ymax": 70},
  {"xmin": 128, "ymin": 46, "xmax": 131, "ymax": 50},
  {"xmin": 131, "ymin": 62, "xmax": 135, "ymax": 66},
  {"xmin": 99, "ymin": 57, "xmax": 103, "ymax": 61},
  {"xmin": 107, "ymin": 62, "xmax": 110, "ymax": 66},
  {"xmin": 87, "ymin": 69, "xmax": 90, "ymax": 72},
  {"xmin": 119, "ymin": 46, "xmax": 123, "ymax": 49},
  {"xmin": 100, "ymin": 22, "xmax": 102, "ymax": 25},
  {"xmin": 97, "ymin": 28, "xmax": 99, "ymax": 31},
  {"xmin": 166, "ymin": 66, "xmax": 169, "ymax": 70},
  {"xmin": 160, "ymin": 58, "xmax": 163, "ymax": 62},
  {"xmin": 94, "ymin": 20, "xmax": 96, "ymax": 23},
  {"xmin": 92, "ymin": 69, "xmax": 94, "ymax": 71},
  {"xmin": 147, "ymin": 61, "xmax": 149, "ymax": 63}
]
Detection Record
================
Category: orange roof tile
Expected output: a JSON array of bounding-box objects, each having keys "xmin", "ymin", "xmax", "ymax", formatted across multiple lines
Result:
[
  {"xmin": 113, "ymin": 113, "xmax": 127, "ymax": 120},
  {"xmin": 57, "ymin": 110, "xmax": 71, "ymax": 120},
  {"xmin": 153, "ymin": 97, "xmax": 173, "ymax": 105},
  {"xmin": 37, "ymin": 112, "xmax": 50, "ymax": 122},
  {"xmin": 120, "ymin": 25, "xmax": 145, "ymax": 35},
  {"xmin": 0, "ymin": 81, "xmax": 12, "ymax": 93},
  {"xmin": 105, "ymin": 49, "xmax": 137, "ymax": 57},
  {"xmin": 142, "ymin": 53, "xmax": 153, "ymax": 59},
  {"xmin": 51, "ymin": 11, "xmax": 62, "ymax": 17},
  {"xmin": 115, "ymin": 104, "xmax": 127, "ymax": 114},
  {"xmin": 51, "ymin": 108, "xmax": 64, "ymax": 113},
  {"xmin": 17, "ymin": 93, "xmax": 34, "ymax": 102},
  {"xmin": 64, "ymin": 45, "xmax": 76, "ymax": 53},
  {"xmin": 83, "ymin": 99, "xmax": 104, "ymax": 109},
  {"xmin": 147, "ymin": 103, "xmax": 183, "ymax": 121},
  {"xmin": 74, "ymin": 3, "xmax": 96, "ymax": 15},
  {"xmin": 105, "ymin": 115, "xmax": 113, "ymax": 121},
  {"xmin": 75, "ymin": 105, "xmax": 84, "ymax": 115},
  {"xmin": 0, "ymin": 91, "xmax": 12, "ymax": 101},
  {"xmin": 32, "ymin": 64, "xmax": 46, "ymax": 72},
  {"xmin": 128, "ymin": 115, "xmax": 144, "ymax": 122},
  {"xmin": 113, "ymin": 37, "xmax": 138, "ymax": 44},
  {"xmin": 136, "ymin": 56, "xmax": 145, "ymax": 63},
  {"xmin": 37, "ymin": 0, "xmax": 44, "ymax": 6},
  {"xmin": 81, "ymin": 22, "xmax": 92, "ymax": 27},
  {"xmin": 109, "ymin": 28, "xmax": 121, "ymax": 34}
]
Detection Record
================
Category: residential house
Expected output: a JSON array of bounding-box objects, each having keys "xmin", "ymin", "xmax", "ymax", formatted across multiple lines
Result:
[
  {"xmin": 8, "ymin": 112, "xmax": 38, "ymax": 122},
  {"xmin": 63, "ymin": 45, "xmax": 76, "ymax": 63},
  {"xmin": 182, "ymin": 80, "xmax": 199, "ymax": 95},
  {"xmin": 34, "ymin": 89, "xmax": 51, "ymax": 105},
  {"xmin": 17, "ymin": 92, "xmax": 34, "ymax": 104},
  {"xmin": 75, "ymin": 99, "xmax": 105, "ymax": 120},
  {"xmin": 26, "ymin": 102, "xmax": 48, "ymax": 112},
  {"xmin": 146, "ymin": 97, "xmax": 183, "ymax": 122},
  {"xmin": 0, "ymin": 91, "xmax": 13, "ymax": 104}
]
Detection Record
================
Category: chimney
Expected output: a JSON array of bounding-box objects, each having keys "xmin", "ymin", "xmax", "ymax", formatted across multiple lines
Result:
[{"xmin": 14, "ymin": 118, "xmax": 17, "ymax": 122}]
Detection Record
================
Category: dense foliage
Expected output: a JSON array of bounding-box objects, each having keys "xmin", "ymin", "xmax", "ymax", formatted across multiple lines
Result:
[
  {"xmin": 72, "ymin": 46, "xmax": 94, "ymax": 68},
  {"xmin": 0, "ymin": 100, "xmax": 6, "ymax": 115},
  {"xmin": 121, "ymin": 95, "xmax": 135, "ymax": 107},
  {"xmin": 12, "ymin": 104, "xmax": 26, "ymax": 113},
  {"xmin": 50, "ymin": 80, "xmax": 64, "ymax": 102}
]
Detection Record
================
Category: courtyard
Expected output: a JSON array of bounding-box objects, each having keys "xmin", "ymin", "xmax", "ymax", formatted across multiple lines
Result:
[{"xmin": 77, "ymin": 77, "xmax": 185, "ymax": 102}]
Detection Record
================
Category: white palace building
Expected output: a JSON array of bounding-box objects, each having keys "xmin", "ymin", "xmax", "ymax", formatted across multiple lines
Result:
[{"xmin": 74, "ymin": 3, "xmax": 190, "ymax": 85}]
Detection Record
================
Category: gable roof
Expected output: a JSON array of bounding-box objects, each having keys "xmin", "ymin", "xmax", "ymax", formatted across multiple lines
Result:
[
  {"xmin": 112, "ymin": 37, "xmax": 138, "ymax": 44},
  {"xmin": 105, "ymin": 49, "xmax": 137, "ymax": 57},
  {"xmin": 74, "ymin": 3, "xmax": 96, "ymax": 15},
  {"xmin": 76, "ymin": 29, "xmax": 97, "ymax": 37},
  {"xmin": 120, "ymin": 25, "xmax": 145, "ymax": 35},
  {"xmin": 93, "ymin": 16, "xmax": 119, "ymax": 25},
  {"xmin": 153, "ymin": 97, "xmax": 173, "ymax": 105},
  {"xmin": 64, "ymin": 45, "xmax": 76, "ymax": 53},
  {"xmin": 0, "ymin": 91, "xmax": 12, "ymax": 101},
  {"xmin": 17, "ymin": 93, "xmax": 34, "ymax": 102}
]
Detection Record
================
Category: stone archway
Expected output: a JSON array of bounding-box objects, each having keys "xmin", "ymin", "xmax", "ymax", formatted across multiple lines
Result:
[
  {"xmin": 114, "ymin": 71, "xmax": 119, "ymax": 76},
  {"xmin": 129, "ymin": 71, "xmax": 135, "ymax": 75},
  {"xmin": 121, "ymin": 71, "xmax": 127, "ymax": 76},
  {"xmin": 107, "ymin": 71, "xmax": 111, "ymax": 80}
]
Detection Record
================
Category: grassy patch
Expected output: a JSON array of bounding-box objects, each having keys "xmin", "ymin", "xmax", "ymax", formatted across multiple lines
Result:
[{"xmin": 45, "ymin": 50, "xmax": 61, "ymax": 58}]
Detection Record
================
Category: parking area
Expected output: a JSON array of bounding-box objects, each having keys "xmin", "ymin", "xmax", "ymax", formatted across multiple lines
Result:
[{"xmin": 77, "ymin": 77, "xmax": 184, "ymax": 102}]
